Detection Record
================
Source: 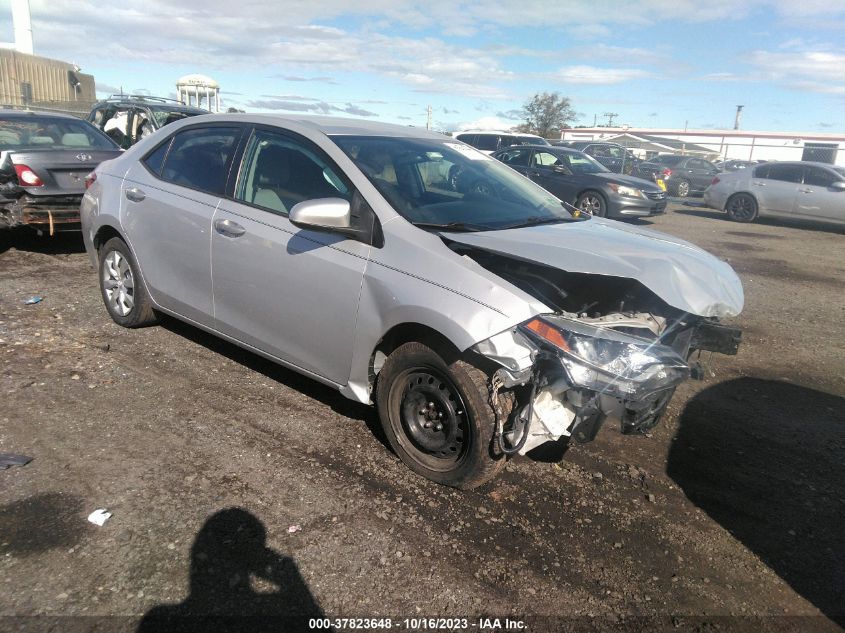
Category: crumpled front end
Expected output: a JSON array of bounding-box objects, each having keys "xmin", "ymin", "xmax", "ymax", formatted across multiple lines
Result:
[{"xmin": 473, "ymin": 310, "xmax": 741, "ymax": 455}]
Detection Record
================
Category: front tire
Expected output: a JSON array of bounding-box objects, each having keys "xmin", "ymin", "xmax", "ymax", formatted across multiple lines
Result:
[
  {"xmin": 98, "ymin": 237, "xmax": 157, "ymax": 328},
  {"xmin": 672, "ymin": 179, "xmax": 691, "ymax": 197},
  {"xmin": 725, "ymin": 193, "xmax": 758, "ymax": 223},
  {"xmin": 576, "ymin": 191, "xmax": 607, "ymax": 217},
  {"xmin": 376, "ymin": 342, "xmax": 505, "ymax": 489}
]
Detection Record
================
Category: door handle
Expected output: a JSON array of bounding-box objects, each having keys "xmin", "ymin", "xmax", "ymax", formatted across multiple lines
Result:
[
  {"xmin": 124, "ymin": 187, "xmax": 145, "ymax": 202},
  {"xmin": 214, "ymin": 218, "xmax": 246, "ymax": 237},
  {"xmin": 752, "ymin": 181, "xmax": 766, "ymax": 187},
  {"xmin": 528, "ymin": 170, "xmax": 541, "ymax": 177},
  {"xmin": 799, "ymin": 188, "xmax": 813, "ymax": 194}
]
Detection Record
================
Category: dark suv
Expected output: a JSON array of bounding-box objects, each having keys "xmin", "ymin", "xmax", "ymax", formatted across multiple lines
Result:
[
  {"xmin": 557, "ymin": 141, "xmax": 641, "ymax": 175},
  {"xmin": 86, "ymin": 95, "xmax": 206, "ymax": 149}
]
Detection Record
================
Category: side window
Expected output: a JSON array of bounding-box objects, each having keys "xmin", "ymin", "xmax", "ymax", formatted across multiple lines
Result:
[
  {"xmin": 143, "ymin": 138, "xmax": 172, "ymax": 176},
  {"xmin": 474, "ymin": 134, "xmax": 499, "ymax": 151},
  {"xmin": 803, "ymin": 167, "xmax": 837, "ymax": 188},
  {"xmin": 498, "ymin": 148, "xmax": 530, "ymax": 167},
  {"xmin": 753, "ymin": 164, "xmax": 770, "ymax": 179},
  {"xmin": 161, "ymin": 127, "xmax": 241, "ymax": 195},
  {"xmin": 766, "ymin": 164, "xmax": 804, "ymax": 184},
  {"xmin": 235, "ymin": 129, "xmax": 351, "ymax": 215},
  {"xmin": 532, "ymin": 151, "xmax": 560, "ymax": 168},
  {"xmin": 454, "ymin": 133, "xmax": 475, "ymax": 145}
]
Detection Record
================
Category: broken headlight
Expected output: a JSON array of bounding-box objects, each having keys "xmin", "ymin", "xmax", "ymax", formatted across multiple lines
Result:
[{"xmin": 520, "ymin": 315, "xmax": 689, "ymax": 399}]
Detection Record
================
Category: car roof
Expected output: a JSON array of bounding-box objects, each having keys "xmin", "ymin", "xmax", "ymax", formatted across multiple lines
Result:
[
  {"xmin": 456, "ymin": 130, "xmax": 544, "ymax": 137},
  {"xmin": 495, "ymin": 144, "xmax": 580, "ymax": 153},
  {"xmin": 0, "ymin": 109, "xmax": 80, "ymax": 120},
  {"xmin": 194, "ymin": 113, "xmax": 452, "ymax": 140}
]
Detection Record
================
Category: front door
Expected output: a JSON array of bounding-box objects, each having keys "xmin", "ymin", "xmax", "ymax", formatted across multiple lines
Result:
[
  {"xmin": 211, "ymin": 127, "xmax": 370, "ymax": 384},
  {"xmin": 754, "ymin": 163, "xmax": 803, "ymax": 215},
  {"xmin": 796, "ymin": 165, "xmax": 845, "ymax": 222}
]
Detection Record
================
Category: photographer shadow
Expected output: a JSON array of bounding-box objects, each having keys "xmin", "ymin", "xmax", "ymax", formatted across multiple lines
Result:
[
  {"xmin": 138, "ymin": 508, "xmax": 330, "ymax": 633},
  {"xmin": 667, "ymin": 378, "xmax": 845, "ymax": 626}
]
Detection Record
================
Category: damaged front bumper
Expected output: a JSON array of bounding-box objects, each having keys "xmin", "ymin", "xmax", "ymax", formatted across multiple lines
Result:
[
  {"xmin": 0, "ymin": 194, "xmax": 83, "ymax": 234},
  {"xmin": 474, "ymin": 314, "xmax": 741, "ymax": 455}
]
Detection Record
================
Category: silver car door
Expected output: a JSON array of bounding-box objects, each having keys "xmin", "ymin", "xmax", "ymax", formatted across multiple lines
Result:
[
  {"xmin": 121, "ymin": 125, "xmax": 242, "ymax": 325},
  {"xmin": 796, "ymin": 166, "xmax": 845, "ymax": 222},
  {"xmin": 211, "ymin": 127, "xmax": 369, "ymax": 384},
  {"xmin": 753, "ymin": 163, "xmax": 802, "ymax": 215}
]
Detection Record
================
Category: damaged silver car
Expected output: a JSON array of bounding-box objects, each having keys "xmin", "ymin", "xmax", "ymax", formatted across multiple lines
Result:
[{"xmin": 81, "ymin": 115, "xmax": 743, "ymax": 489}]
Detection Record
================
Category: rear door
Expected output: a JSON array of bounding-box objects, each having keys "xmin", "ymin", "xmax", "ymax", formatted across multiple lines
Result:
[
  {"xmin": 686, "ymin": 158, "xmax": 719, "ymax": 191},
  {"xmin": 211, "ymin": 126, "xmax": 369, "ymax": 384},
  {"xmin": 121, "ymin": 124, "xmax": 243, "ymax": 326},
  {"xmin": 752, "ymin": 163, "xmax": 802, "ymax": 215},
  {"xmin": 495, "ymin": 147, "xmax": 533, "ymax": 177},
  {"xmin": 796, "ymin": 165, "xmax": 845, "ymax": 222},
  {"xmin": 530, "ymin": 149, "xmax": 577, "ymax": 202}
]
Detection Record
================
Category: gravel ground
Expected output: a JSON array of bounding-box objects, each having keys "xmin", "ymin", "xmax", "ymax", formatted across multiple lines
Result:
[{"xmin": 1, "ymin": 203, "xmax": 843, "ymax": 633}]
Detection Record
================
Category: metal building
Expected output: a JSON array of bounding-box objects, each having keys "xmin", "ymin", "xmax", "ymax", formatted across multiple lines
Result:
[{"xmin": 0, "ymin": 49, "xmax": 96, "ymax": 116}]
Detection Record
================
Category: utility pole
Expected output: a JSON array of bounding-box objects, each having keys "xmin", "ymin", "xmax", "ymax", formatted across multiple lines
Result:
[
  {"xmin": 604, "ymin": 112, "xmax": 618, "ymax": 127},
  {"xmin": 734, "ymin": 105, "xmax": 744, "ymax": 130},
  {"xmin": 426, "ymin": 105, "xmax": 432, "ymax": 131},
  {"xmin": 593, "ymin": 113, "xmax": 597, "ymax": 127}
]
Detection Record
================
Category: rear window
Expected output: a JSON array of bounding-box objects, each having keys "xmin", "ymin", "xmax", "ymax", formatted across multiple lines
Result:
[
  {"xmin": 160, "ymin": 127, "xmax": 241, "ymax": 195},
  {"xmin": 0, "ymin": 116, "xmax": 118, "ymax": 151}
]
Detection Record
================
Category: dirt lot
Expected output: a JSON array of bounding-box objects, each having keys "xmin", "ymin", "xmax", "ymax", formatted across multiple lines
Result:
[{"xmin": 1, "ymin": 204, "xmax": 843, "ymax": 632}]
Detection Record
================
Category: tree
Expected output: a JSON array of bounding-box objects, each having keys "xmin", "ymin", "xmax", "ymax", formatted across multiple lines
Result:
[{"xmin": 519, "ymin": 92, "xmax": 576, "ymax": 138}]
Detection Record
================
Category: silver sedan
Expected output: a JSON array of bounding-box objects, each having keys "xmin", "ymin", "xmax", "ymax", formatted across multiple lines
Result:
[
  {"xmin": 81, "ymin": 114, "xmax": 743, "ymax": 488},
  {"xmin": 705, "ymin": 161, "xmax": 845, "ymax": 224}
]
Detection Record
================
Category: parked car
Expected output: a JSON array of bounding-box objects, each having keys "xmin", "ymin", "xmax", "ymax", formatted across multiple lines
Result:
[
  {"xmin": 635, "ymin": 155, "xmax": 720, "ymax": 197},
  {"xmin": 81, "ymin": 115, "xmax": 743, "ymax": 489},
  {"xmin": 0, "ymin": 110, "xmax": 122, "ymax": 233},
  {"xmin": 87, "ymin": 95, "xmax": 207, "ymax": 149},
  {"xmin": 555, "ymin": 141, "xmax": 642, "ymax": 175},
  {"xmin": 719, "ymin": 159, "xmax": 757, "ymax": 172},
  {"xmin": 492, "ymin": 145, "xmax": 666, "ymax": 218},
  {"xmin": 453, "ymin": 130, "xmax": 550, "ymax": 154},
  {"xmin": 704, "ymin": 161, "xmax": 845, "ymax": 225}
]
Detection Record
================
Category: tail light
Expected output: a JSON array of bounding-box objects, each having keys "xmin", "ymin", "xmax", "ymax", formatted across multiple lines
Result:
[
  {"xmin": 711, "ymin": 176, "xmax": 720, "ymax": 185},
  {"xmin": 84, "ymin": 171, "xmax": 97, "ymax": 189},
  {"xmin": 14, "ymin": 164, "xmax": 44, "ymax": 187},
  {"xmin": 661, "ymin": 168, "xmax": 672, "ymax": 179}
]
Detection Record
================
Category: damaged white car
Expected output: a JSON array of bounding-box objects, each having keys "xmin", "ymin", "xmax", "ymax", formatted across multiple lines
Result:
[{"xmin": 81, "ymin": 115, "xmax": 743, "ymax": 489}]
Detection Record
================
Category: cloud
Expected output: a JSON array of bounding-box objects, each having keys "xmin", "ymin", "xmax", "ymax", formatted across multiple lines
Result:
[
  {"xmin": 95, "ymin": 82, "xmax": 121, "ymax": 94},
  {"xmin": 495, "ymin": 109, "xmax": 523, "ymax": 120},
  {"xmin": 276, "ymin": 75, "xmax": 339, "ymax": 84},
  {"xmin": 818, "ymin": 122, "xmax": 834, "ymax": 128},
  {"xmin": 456, "ymin": 116, "xmax": 514, "ymax": 132},
  {"xmin": 550, "ymin": 66, "xmax": 651, "ymax": 84},
  {"xmin": 244, "ymin": 98, "xmax": 377, "ymax": 116},
  {"xmin": 749, "ymin": 49, "xmax": 845, "ymax": 94}
]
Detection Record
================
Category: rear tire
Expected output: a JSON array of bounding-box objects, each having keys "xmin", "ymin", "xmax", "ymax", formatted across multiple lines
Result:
[
  {"xmin": 725, "ymin": 193, "xmax": 758, "ymax": 223},
  {"xmin": 376, "ymin": 342, "xmax": 506, "ymax": 489},
  {"xmin": 98, "ymin": 237, "xmax": 157, "ymax": 328}
]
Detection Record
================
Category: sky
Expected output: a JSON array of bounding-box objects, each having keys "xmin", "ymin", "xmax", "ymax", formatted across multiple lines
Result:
[{"xmin": 2, "ymin": 0, "xmax": 845, "ymax": 134}]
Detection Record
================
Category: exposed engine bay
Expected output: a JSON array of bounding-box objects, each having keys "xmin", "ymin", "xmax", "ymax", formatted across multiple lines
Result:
[{"xmin": 452, "ymin": 242, "xmax": 742, "ymax": 456}]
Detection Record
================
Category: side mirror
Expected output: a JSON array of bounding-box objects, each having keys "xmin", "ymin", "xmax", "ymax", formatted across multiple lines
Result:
[
  {"xmin": 830, "ymin": 181, "xmax": 845, "ymax": 191},
  {"xmin": 552, "ymin": 165, "xmax": 572, "ymax": 176},
  {"xmin": 289, "ymin": 197, "xmax": 351, "ymax": 231}
]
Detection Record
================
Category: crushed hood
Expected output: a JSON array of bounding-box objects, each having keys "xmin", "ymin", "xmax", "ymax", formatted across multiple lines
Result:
[{"xmin": 444, "ymin": 218, "xmax": 744, "ymax": 318}]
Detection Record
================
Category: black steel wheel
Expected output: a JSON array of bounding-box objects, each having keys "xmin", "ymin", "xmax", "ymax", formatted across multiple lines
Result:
[
  {"xmin": 725, "ymin": 193, "xmax": 758, "ymax": 223},
  {"xmin": 376, "ymin": 342, "xmax": 507, "ymax": 489}
]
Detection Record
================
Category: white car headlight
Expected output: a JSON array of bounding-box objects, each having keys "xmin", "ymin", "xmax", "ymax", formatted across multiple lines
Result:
[{"xmin": 520, "ymin": 315, "xmax": 689, "ymax": 399}]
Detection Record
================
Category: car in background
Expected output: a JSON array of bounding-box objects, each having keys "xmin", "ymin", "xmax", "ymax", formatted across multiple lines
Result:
[
  {"xmin": 87, "ymin": 95, "xmax": 207, "ymax": 149},
  {"xmin": 704, "ymin": 161, "xmax": 845, "ymax": 225},
  {"xmin": 80, "ymin": 114, "xmax": 742, "ymax": 489},
  {"xmin": 453, "ymin": 130, "xmax": 550, "ymax": 154},
  {"xmin": 719, "ymin": 159, "xmax": 758, "ymax": 172},
  {"xmin": 492, "ymin": 145, "xmax": 666, "ymax": 218},
  {"xmin": 635, "ymin": 155, "xmax": 720, "ymax": 197},
  {"xmin": 0, "ymin": 110, "xmax": 122, "ymax": 233},
  {"xmin": 555, "ymin": 141, "xmax": 642, "ymax": 175}
]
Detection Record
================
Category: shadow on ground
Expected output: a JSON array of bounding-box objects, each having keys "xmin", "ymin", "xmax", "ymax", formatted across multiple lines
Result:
[
  {"xmin": 672, "ymin": 207, "xmax": 845, "ymax": 234},
  {"xmin": 667, "ymin": 378, "xmax": 845, "ymax": 626},
  {"xmin": 0, "ymin": 492, "xmax": 85, "ymax": 556},
  {"xmin": 138, "ymin": 508, "xmax": 330, "ymax": 633},
  {"xmin": 158, "ymin": 315, "xmax": 387, "ymax": 449},
  {"xmin": 0, "ymin": 226, "xmax": 86, "ymax": 256}
]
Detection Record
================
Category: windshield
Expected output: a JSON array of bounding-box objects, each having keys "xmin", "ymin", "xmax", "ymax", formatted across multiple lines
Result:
[
  {"xmin": 832, "ymin": 166, "xmax": 845, "ymax": 178},
  {"xmin": 0, "ymin": 116, "xmax": 118, "ymax": 151},
  {"xmin": 332, "ymin": 135, "xmax": 583, "ymax": 231},
  {"xmin": 532, "ymin": 149, "xmax": 608, "ymax": 174},
  {"xmin": 650, "ymin": 155, "xmax": 684, "ymax": 166},
  {"xmin": 148, "ymin": 106, "xmax": 206, "ymax": 128}
]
